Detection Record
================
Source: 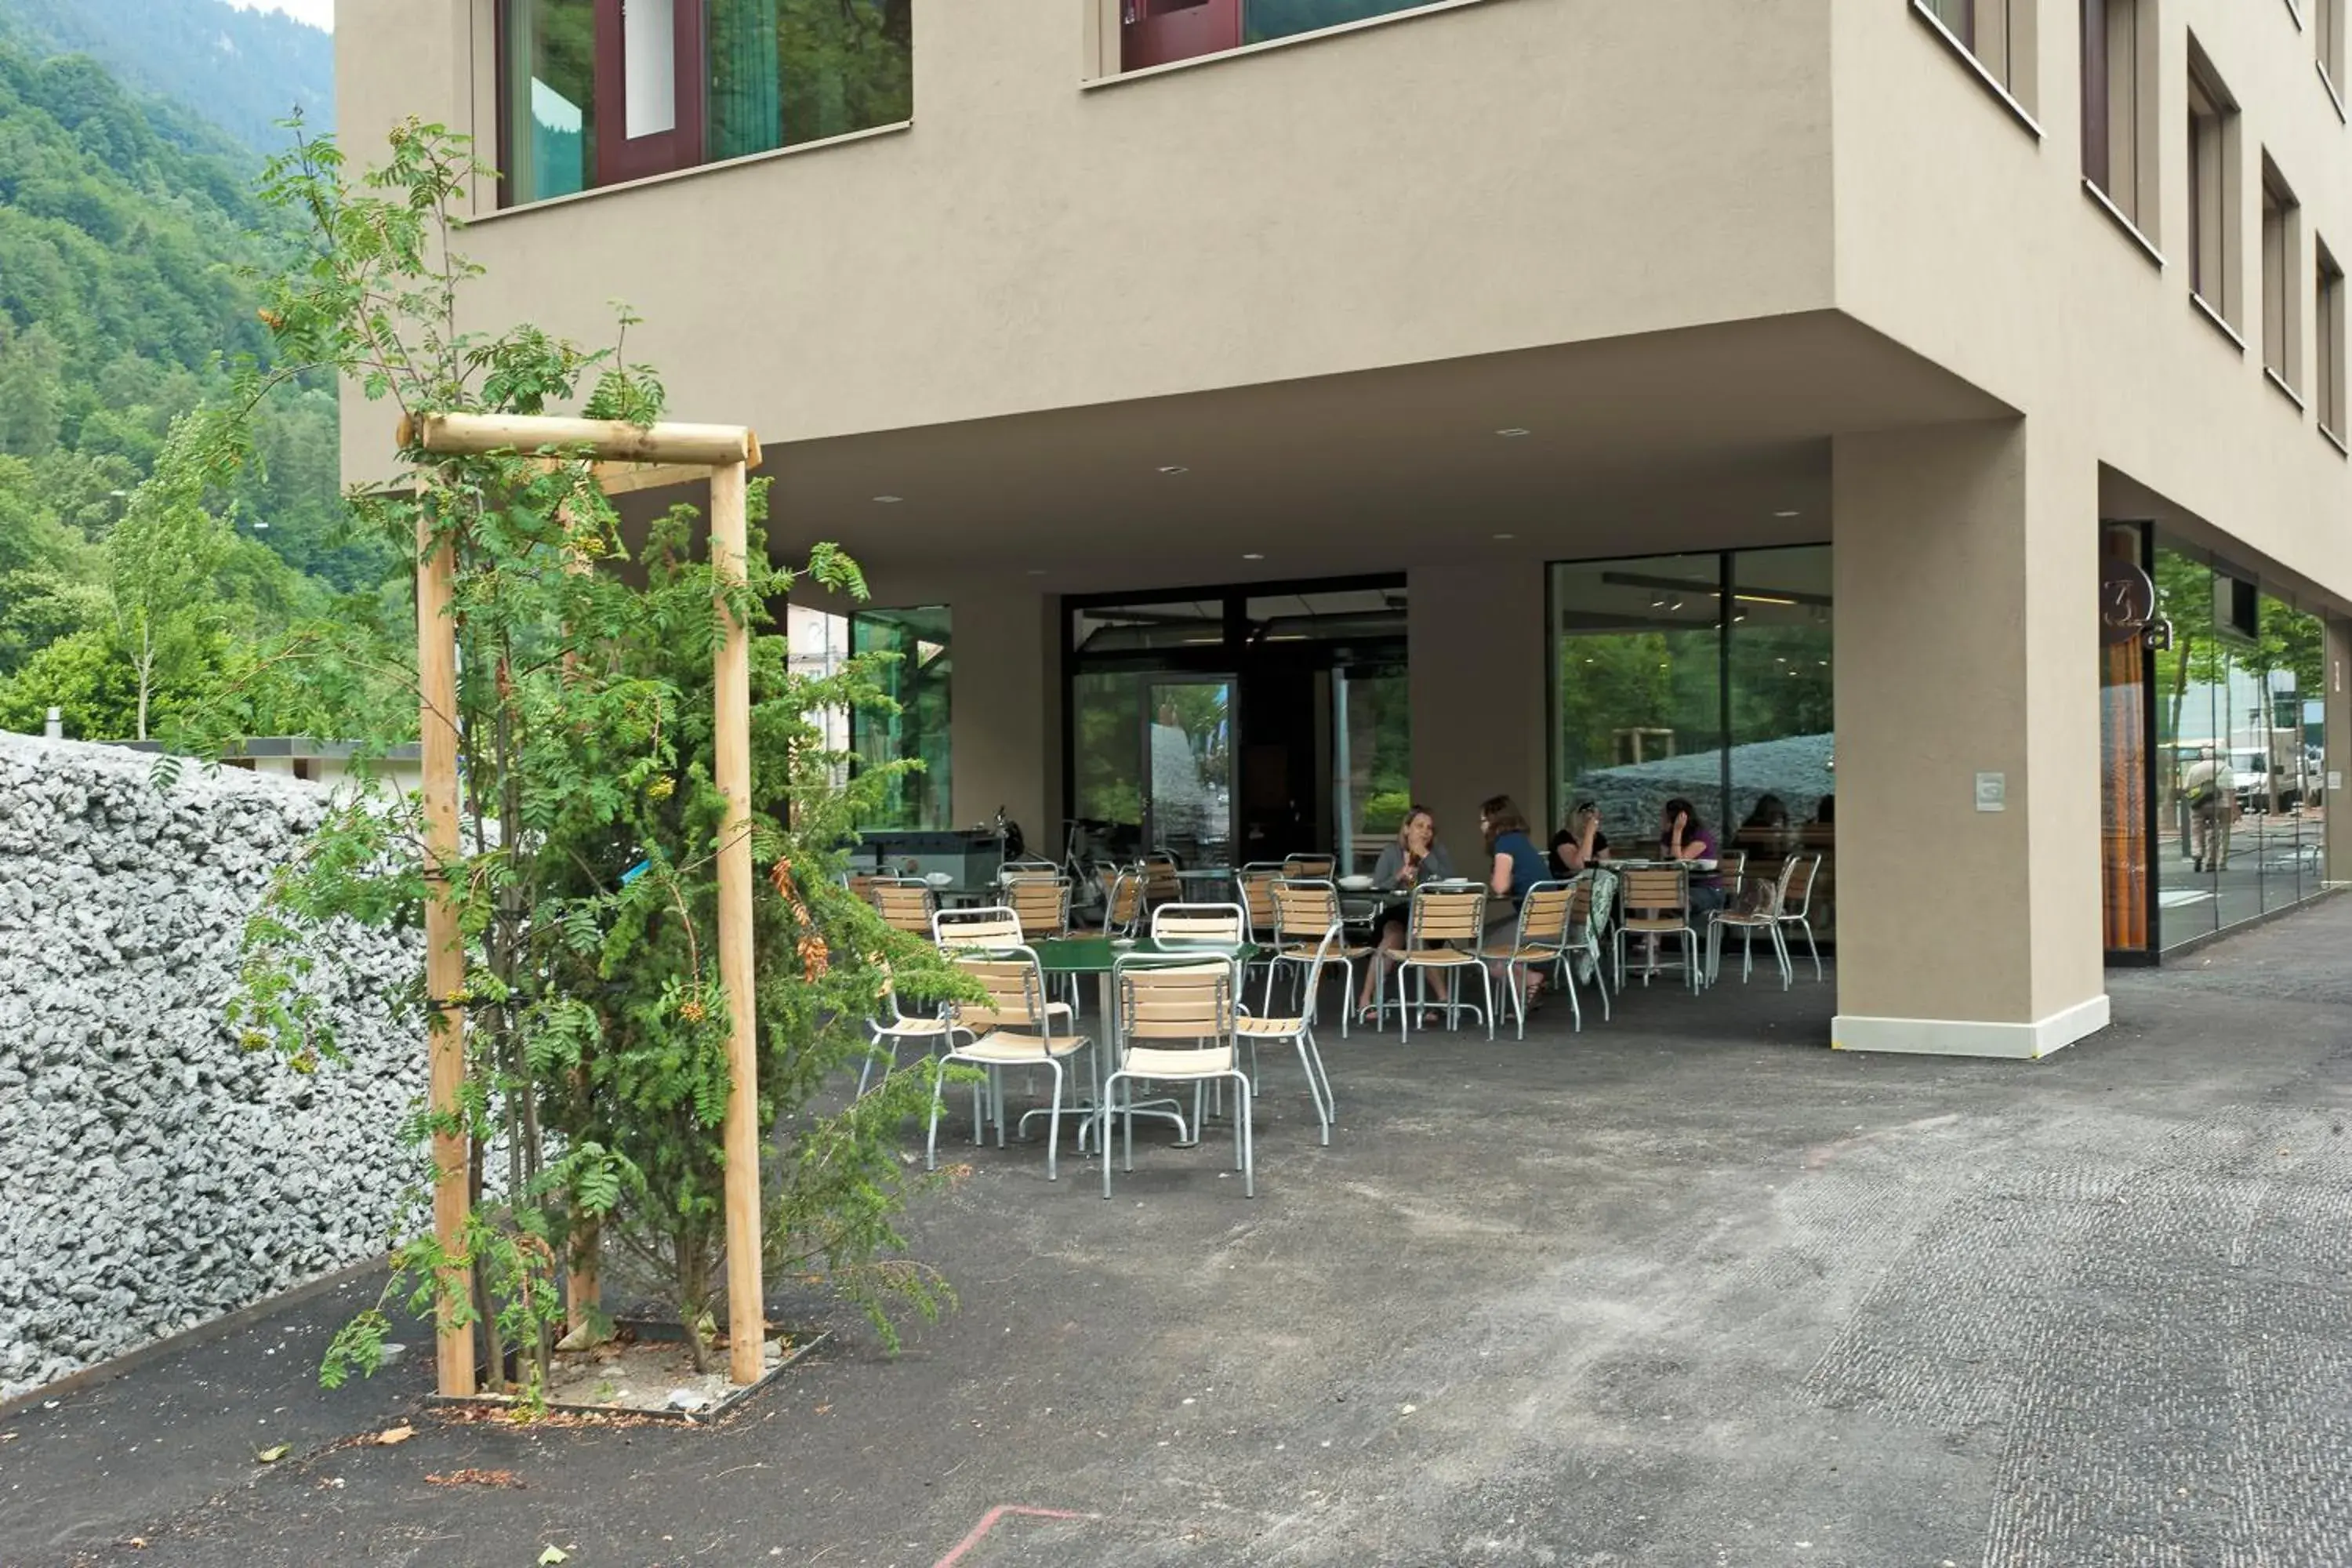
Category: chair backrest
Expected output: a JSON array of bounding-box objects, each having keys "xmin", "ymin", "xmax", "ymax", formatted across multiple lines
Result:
[
  {"xmin": 1718, "ymin": 848, "xmax": 1748, "ymax": 884},
  {"xmin": 997, "ymin": 858, "xmax": 1059, "ymax": 887},
  {"xmin": 1151, "ymin": 902, "xmax": 1247, "ymax": 947},
  {"xmin": 1007, "ymin": 875, "xmax": 1072, "ymax": 939},
  {"xmin": 1113, "ymin": 957, "xmax": 1236, "ymax": 1058},
  {"xmin": 1782, "ymin": 852, "xmax": 1823, "ymax": 914},
  {"xmin": 1098, "ymin": 864, "xmax": 1145, "ymax": 935},
  {"xmin": 1618, "ymin": 866, "xmax": 1688, "ymax": 913},
  {"xmin": 1271, "ymin": 877, "xmax": 1341, "ymax": 941},
  {"xmin": 950, "ymin": 948, "xmax": 1053, "ymax": 1034},
  {"xmin": 869, "ymin": 878, "xmax": 937, "ymax": 935},
  {"xmin": 1513, "ymin": 880, "xmax": 1576, "ymax": 946},
  {"xmin": 1572, "ymin": 867, "xmax": 1619, "ymax": 942},
  {"xmin": 1406, "ymin": 885, "xmax": 1486, "ymax": 946},
  {"xmin": 934, "ymin": 905, "xmax": 1025, "ymax": 949},
  {"xmin": 1141, "ymin": 853, "xmax": 1183, "ymax": 905},
  {"xmin": 1236, "ymin": 864, "xmax": 1283, "ymax": 934},
  {"xmin": 1281, "ymin": 854, "xmax": 1335, "ymax": 878}
]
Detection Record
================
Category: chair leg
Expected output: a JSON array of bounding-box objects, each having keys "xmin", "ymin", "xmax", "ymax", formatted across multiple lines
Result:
[
  {"xmin": 1772, "ymin": 923, "xmax": 1792, "ymax": 990},
  {"xmin": 1236, "ymin": 1072, "xmax": 1255, "ymax": 1198},
  {"xmin": 1044, "ymin": 1059, "xmax": 1064, "ymax": 1181},
  {"xmin": 1802, "ymin": 920, "xmax": 1821, "ymax": 982},
  {"xmin": 1337, "ymin": 957, "xmax": 1354, "ymax": 1038},
  {"xmin": 1101, "ymin": 1073, "xmax": 1122, "ymax": 1198},
  {"xmin": 925, "ymin": 1058, "xmax": 947, "ymax": 1172}
]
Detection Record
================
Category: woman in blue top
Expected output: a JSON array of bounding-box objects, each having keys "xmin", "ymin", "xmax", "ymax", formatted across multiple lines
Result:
[{"xmin": 1479, "ymin": 795, "xmax": 1552, "ymax": 924}]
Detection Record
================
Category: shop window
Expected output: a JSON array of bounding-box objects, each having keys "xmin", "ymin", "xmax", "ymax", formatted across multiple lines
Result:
[
  {"xmin": 2188, "ymin": 42, "xmax": 2245, "ymax": 336},
  {"xmin": 501, "ymin": 0, "xmax": 912, "ymax": 207},
  {"xmin": 2082, "ymin": 0, "xmax": 2158, "ymax": 236}
]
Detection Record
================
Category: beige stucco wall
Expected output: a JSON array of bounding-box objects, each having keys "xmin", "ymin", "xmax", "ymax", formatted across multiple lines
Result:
[
  {"xmin": 1831, "ymin": 0, "xmax": 2352, "ymax": 616},
  {"xmin": 336, "ymin": 0, "xmax": 1837, "ymax": 481}
]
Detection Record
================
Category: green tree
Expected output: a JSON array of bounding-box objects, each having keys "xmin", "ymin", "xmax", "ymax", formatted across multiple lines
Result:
[{"xmin": 103, "ymin": 410, "xmax": 240, "ymax": 739}]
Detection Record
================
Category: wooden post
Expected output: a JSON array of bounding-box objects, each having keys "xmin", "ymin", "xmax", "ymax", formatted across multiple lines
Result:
[
  {"xmin": 416, "ymin": 506, "xmax": 476, "ymax": 1397},
  {"xmin": 710, "ymin": 460, "xmax": 765, "ymax": 1385}
]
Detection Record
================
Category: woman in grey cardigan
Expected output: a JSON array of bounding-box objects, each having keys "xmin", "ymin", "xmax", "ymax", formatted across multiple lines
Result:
[{"xmin": 1357, "ymin": 804, "xmax": 1456, "ymax": 1019}]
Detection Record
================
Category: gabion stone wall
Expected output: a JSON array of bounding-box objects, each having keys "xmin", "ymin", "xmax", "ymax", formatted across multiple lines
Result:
[{"xmin": 0, "ymin": 733, "xmax": 421, "ymax": 1400}]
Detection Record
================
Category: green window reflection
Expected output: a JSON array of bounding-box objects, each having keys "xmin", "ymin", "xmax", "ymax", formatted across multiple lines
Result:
[
  {"xmin": 506, "ymin": 0, "xmax": 597, "ymax": 204},
  {"xmin": 851, "ymin": 606, "xmax": 950, "ymax": 831},
  {"xmin": 1244, "ymin": 0, "xmax": 1447, "ymax": 45},
  {"xmin": 709, "ymin": 0, "xmax": 913, "ymax": 162}
]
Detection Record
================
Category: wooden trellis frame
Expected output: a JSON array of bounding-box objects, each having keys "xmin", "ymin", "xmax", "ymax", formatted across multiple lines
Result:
[{"xmin": 397, "ymin": 412, "xmax": 769, "ymax": 1392}]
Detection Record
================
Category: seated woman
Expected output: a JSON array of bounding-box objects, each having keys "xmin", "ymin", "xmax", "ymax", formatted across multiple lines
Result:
[
  {"xmin": 1551, "ymin": 800, "xmax": 1610, "ymax": 877},
  {"xmin": 1480, "ymin": 794, "xmax": 1555, "ymax": 1007},
  {"xmin": 1659, "ymin": 797, "xmax": 1726, "ymax": 916},
  {"xmin": 1355, "ymin": 804, "xmax": 1454, "ymax": 1019},
  {"xmin": 1733, "ymin": 793, "xmax": 1790, "ymax": 849}
]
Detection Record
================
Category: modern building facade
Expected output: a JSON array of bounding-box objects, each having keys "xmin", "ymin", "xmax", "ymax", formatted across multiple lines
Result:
[{"xmin": 339, "ymin": 0, "xmax": 2352, "ymax": 1056}]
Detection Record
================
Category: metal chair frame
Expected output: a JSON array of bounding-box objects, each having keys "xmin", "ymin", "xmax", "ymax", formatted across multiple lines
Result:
[
  {"xmin": 1706, "ymin": 856, "xmax": 1799, "ymax": 989},
  {"xmin": 1102, "ymin": 957, "xmax": 1254, "ymax": 1199},
  {"xmin": 1613, "ymin": 866, "xmax": 1700, "ymax": 993},
  {"xmin": 1238, "ymin": 920, "xmax": 1340, "ymax": 1144},
  {"xmin": 1388, "ymin": 885, "xmax": 1493, "ymax": 1041},
  {"xmin": 928, "ymin": 946, "xmax": 1094, "ymax": 1181},
  {"xmin": 1481, "ymin": 878, "xmax": 1584, "ymax": 1036},
  {"xmin": 1265, "ymin": 878, "xmax": 1370, "ymax": 1038},
  {"xmin": 1774, "ymin": 852, "xmax": 1826, "ymax": 982}
]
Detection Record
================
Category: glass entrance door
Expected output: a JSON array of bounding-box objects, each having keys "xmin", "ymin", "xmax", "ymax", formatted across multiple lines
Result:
[{"xmin": 1142, "ymin": 677, "xmax": 1234, "ymax": 866}]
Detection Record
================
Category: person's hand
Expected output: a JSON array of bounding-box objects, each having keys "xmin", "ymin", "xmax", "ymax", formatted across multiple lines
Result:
[{"xmin": 1671, "ymin": 810, "xmax": 1688, "ymax": 836}]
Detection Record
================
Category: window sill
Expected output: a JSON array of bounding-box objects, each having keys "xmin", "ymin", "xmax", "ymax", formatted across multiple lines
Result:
[
  {"xmin": 2190, "ymin": 292, "xmax": 2249, "ymax": 352},
  {"xmin": 474, "ymin": 121, "xmax": 913, "ymax": 223},
  {"xmin": 1909, "ymin": 0, "xmax": 2044, "ymax": 140},
  {"xmin": 2266, "ymin": 366, "xmax": 2309, "ymax": 411},
  {"xmin": 2322, "ymin": 60, "xmax": 2349, "ymax": 123},
  {"xmin": 1084, "ymin": 0, "xmax": 1501, "ymax": 91},
  {"xmin": 2082, "ymin": 180, "xmax": 2166, "ymax": 269},
  {"xmin": 2322, "ymin": 423, "xmax": 2350, "ymax": 456},
  {"xmin": 2286, "ymin": 0, "xmax": 2307, "ymax": 31}
]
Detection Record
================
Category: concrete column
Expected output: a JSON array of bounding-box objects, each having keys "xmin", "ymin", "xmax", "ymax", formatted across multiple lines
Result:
[
  {"xmin": 1409, "ymin": 566, "xmax": 1547, "ymax": 872},
  {"xmin": 1831, "ymin": 420, "xmax": 2109, "ymax": 1058},
  {"xmin": 2327, "ymin": 618, "xmax": 2351, "ymax": 886},
  {"xmin": 947, "ymin": 587, "xmax": 1058, "ymax": 842}
]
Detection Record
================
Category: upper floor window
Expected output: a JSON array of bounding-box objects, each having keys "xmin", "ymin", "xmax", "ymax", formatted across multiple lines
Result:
[
  {"xmin": 2187, "ymin": 42, "xmax": 2245, "ymax": 336},
  {"xmin": 2260, "ymin": 156, "xmax": 2305, "ymax": 397},
  {"xmin": 1120, "ymin": 0, "xmax": 1456, "ymax": 73},
  {"xmin": 2082, "ymin": 0, "xmax": 2158, "ymax": 236},
  {"xmin": 501, "ymin": 0, "xmax": 913, "ymax": 206},
  {"xmin": 2316, "ymin": 238, "xmax": 2345, "ymax": 442},
  {"xmin": 2318, "ymin": 0, "xmax": 2347, "ymax": 101},
  {"xmin": 1918, "ymin": 0, "xmax": 2036, "ymax": 105}
]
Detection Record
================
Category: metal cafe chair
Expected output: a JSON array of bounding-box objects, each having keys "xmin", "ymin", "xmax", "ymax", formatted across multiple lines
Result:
[
  {"xmin": 1102, "ymin": 956, "xmax": 1253, "ymax": 1199},
  {"xmin": 1706, "ymin": 857, "xmax": 1799, "ymax": 989},
  {"xmin": 929, "ymin": 947, "xmax": 1094, "ymax": 1182},
  {"xmin": 1237, "ymin": 920, "xmax": 1341, "ymax": 1144},
  {"xmin": 1567, "ymin": 868, "xmax": 1617, "ymax": 1022},
  {"xmin": 1281, "ymin": 853, "xmax": 1336, "ymax": 878},
  {"xmin": 1093, "ymin": 862, "xmax": 1146, "ymax": 938},
  {"xmin": 1774, "ymin": 852, "xmax": 1827, "ymax": 982},
  {"xmin": 1613, "ymin": 866, "xmax": 1700, "ymax": 993},
  {"xmin": 866, "ymin": 876, "xmax": 938, "ymax": 937},
  {"xmin": 857, "ymin": 958, "xmax": 953, "ymax": 1097},
  {"xmin": 1266, "ymin": 878, "xmax": 1373, "ymax": 1037},
  {"xmin": 1392, "ymin": 884, "xmax": 1493, "ymax": 1042},
  {"xmin": 1479, "ymin": 878, "xmax": 1584, "ymax": 1036}
]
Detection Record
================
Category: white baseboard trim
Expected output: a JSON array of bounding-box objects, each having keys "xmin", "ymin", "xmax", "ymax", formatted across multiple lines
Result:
[{"xmin": 1831, "ymin": 993, "xmax": 2111, "ymax": 1060}]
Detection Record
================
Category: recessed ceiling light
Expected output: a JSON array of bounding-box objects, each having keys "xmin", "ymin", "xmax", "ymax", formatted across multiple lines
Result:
[
  {"xmin": 1025, "ymin": 569, "xmax": 1047, "ymax": 576},
  {"xmin": 1773, "ymin": 509, "xmax": 1802, "ymax": 518},
  {"xmin": 1493, "ymin": 532, "xmax": 1516, "ymax": 540},
  {"xmin": 1158, "ymin": 464, "xmax": 1189, "ymax": 475},
  {"xmin": 873, "ymin": 495, "xmax": 903, "ymax": 503},
  {"xmin": 1242, "ymin": 552, "xmax": 1265, "ymax": 561},
  {"xmin": 1496, "ymin": 427, "xmax": 1531, "ymax": 438}
]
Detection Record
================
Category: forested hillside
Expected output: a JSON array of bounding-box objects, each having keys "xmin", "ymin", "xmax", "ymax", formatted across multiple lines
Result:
[
  {"xmin": 0, "ymin": 0, "xmax": 331, "ymax": 157},
  {"xmin": 0, "ymin": 36, "xmax": 389, "ymax": 742}
]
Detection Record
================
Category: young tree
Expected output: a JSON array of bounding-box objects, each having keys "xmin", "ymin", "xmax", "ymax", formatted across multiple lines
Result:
[
  {"xmin": 105, "ymin": 412, "xmax": 241, "ymax": 739},
  {"xmin": 210, "ymin": 119, "xmax": 964, "ymax": 1399}
]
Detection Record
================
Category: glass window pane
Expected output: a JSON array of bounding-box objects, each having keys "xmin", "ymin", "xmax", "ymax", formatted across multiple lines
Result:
[
  {"xmin": 1073, "ymin": 671, "xmax": 1145, "ymax": 835},
  {"xmin": 623, "ymin": 0, "xmax": 678, "ymax": 138},
  {"xmin": 1071, "ymin": 601, "xmax": 1226, "ymax": 655},
  {"xmin": 2212, "ymin": 615, "xmax": 2264, "ymax": 932},
  {"xmin": 506, "ymin": 0, "xmax": 597, "ymax": 203},
  {"xmin": 1550, "ymin": 554, "xmax": 1726, "ymax": 860},
  {"xmin": 2155, "ymin": 545, "xmax": 2220, "ymax": 948},
  {"xmin": 851, "ymin": 606, "xmax": 950, "ymax": 830},
  {"xmin": 1335, "ymin": 662, "xmax": 1410, "ymax": 878},
  {"xmin": 1726, "ymin": 546, "xmax": 1835, "ymax": 941},
  {"xmin": 708, "ymin": 0, "xmax": 914, "ymax": 162},
  {"xmin": 1244, "ymin": 0, "xmax": 1444, "ymax": 45},
  {"xmin": 2258, "ymin": 595, "xmax": 2327, "ymax": 910}
]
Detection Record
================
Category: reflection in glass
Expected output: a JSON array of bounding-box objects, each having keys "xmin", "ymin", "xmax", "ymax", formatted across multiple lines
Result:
[
  {"xmin": 851, "ymin": 606, "xmax": 951, "ymax": 830},
  {"xmin": 506, "ymin": 0, "xmax": 597, "ymax": 203},
  {"xmin": 1726, "ymin": 546, "xmax": 1835, "ymax": 940},
  {"xmin": 1146, "ymin": 679, "xmax": 1233, "ymax": 864},
  {"xmin": 1244, "ymin": 0, "xmax": 1445, "ymax": 45},
  {"xmin": 1334, "ymin": 665, "xmax": 1411, "ymax": 877},
  {"xmin": 1073, "ymin": 672, "xmax": 1145, "ymax": 837},
  {"xmin": 1551, "ymin": 554, "xmax": 1726, "ymax": 856},
  {"xmin": 2155, "ymin": 546, "xmax": 2220, "ymax": 948},
  {"xmin": 709, "ymin": 0, "xmax": 913, "ymax": 160}
]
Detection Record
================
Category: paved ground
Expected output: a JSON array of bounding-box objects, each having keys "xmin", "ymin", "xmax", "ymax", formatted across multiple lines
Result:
[{"xmin": 5, "ymin": 900, "xmax": 2350, "ymax": 1567}]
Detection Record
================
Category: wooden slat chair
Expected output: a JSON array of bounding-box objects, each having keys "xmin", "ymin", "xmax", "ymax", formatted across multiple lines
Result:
[
  {"xmin": 1614, "ymin": 866, "xmax": 1700, "ymax": 993},
  {"xmin": 1393, "ymin": 885, "xmax": 1493, "ymax": 1042},
  {"xmin": 1707, "ymin": 857, "xmax": 1799, "ymax": 989},
  {"xmin": 928, "ymin": 948, "xmax": 1092, "ymax": 1181},
  {"xmin": 1149, "ymin": 902, "xmax": 1248, "ymax": 949},
  {"xmin": 1281, "ymin": 854, "xmax": 1336, "ymax": 878},
  {"xmin": 1093, "ymin": 863, "xmax": 1145, "ymax": 938},
  {"xmin": 1007, "ymin": 876, "xmax": 1073, "ymax": 942},
  {"xmin": 1479, "ymin": 879, "xmax": 1584, "ymax": 1036},
  {"xmin": 1102, "ymin": 958, "xmax": 1253, "ymax": 1199},
  {"xmin": 857, "ymin": 958, "xmax": 953, "ymax": 1096},
  {"xmin": 1774, "ymin": 852, "xmax": 1826, "ymax": 982},
  {"xmin": 1140, "ymin": 852, "xmax": 1184, "ymax": 909},
  {"xmin": 1266, "ymin": 879, "xmax": 1373, "ymax": 1037},
  {"xmin": 1236, "ymin": 920, "xmax": 1341, "ymax": 1144},
  {"xmin": 934, "ymin": 904, "xmax": 1075, "ymax": 1023},
  {"xmin": 868, "ymin": 877, "xmax": 938, "ymax": 937},
  {"xmin": 996, "ymin": 857, "xmax": 1060, "ymax": 888}
]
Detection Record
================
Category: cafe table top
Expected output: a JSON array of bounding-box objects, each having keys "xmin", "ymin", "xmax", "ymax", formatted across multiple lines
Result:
[{"xmin": 1029, "ymin": 935, "xmax": 1260, "ymax": 974}]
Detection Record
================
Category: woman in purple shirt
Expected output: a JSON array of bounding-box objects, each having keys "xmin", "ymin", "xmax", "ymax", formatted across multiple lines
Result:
[{"xmin": 1658, "ymin": 797, "xmax": 1725, "ymax": 916}]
